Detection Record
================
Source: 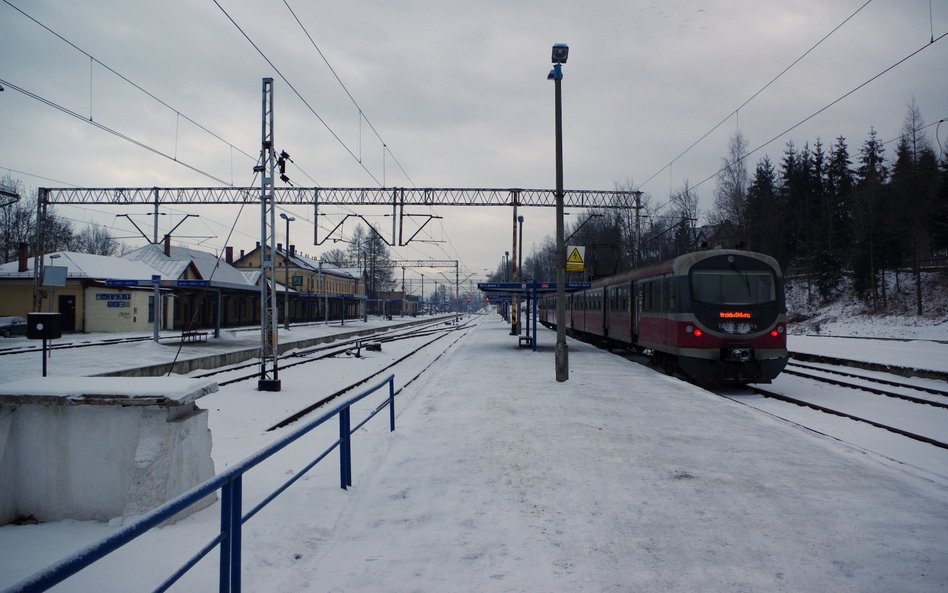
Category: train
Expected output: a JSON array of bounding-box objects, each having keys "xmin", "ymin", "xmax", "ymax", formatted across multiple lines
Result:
[{"xmin": 539, "ymin": 249, "xmax": 788, "ymax": 383}]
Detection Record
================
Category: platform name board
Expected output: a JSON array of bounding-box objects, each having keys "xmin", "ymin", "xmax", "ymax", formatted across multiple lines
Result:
[{"xmin": 96, "ymin": 293, "xmax": 132, "ymax": 300}]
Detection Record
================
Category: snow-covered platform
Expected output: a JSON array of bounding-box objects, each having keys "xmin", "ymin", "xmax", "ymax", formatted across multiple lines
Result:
[
  {"xmin": 0, "ymin": 377, "xmax": 217, "ymax": 525},
  {"xmin": 287, "ymin": 319, "xmax": 947, "ymax": 592}
]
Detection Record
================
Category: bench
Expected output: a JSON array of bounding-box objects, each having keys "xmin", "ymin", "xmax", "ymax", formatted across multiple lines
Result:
[{"xmin": 180, "ymin": 330, "xmax": 208, "ymax": 343}]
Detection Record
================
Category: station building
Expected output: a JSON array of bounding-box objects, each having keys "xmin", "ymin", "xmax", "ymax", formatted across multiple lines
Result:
[
  {"xmin": 231, "ymin": 243, "xmax": 366, "ymax": 323},
  {"xmin": 0, "ymin": 240, "xmax": 368, "ymax": 334}
]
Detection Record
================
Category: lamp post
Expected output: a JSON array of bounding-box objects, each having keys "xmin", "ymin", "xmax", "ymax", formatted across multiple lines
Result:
[
  {"xmin": 279, "ymin": 213, "xmax": 295, "ymax": 331},
  {"xmin": 549, "ymin": 43, "xmax": 569, "ymax": 382},
  {"xmin": 503, "ymin": 251, "xmax": 510, "ymax": 322}
]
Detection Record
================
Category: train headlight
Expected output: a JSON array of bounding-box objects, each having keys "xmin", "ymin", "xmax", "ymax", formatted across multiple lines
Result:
[
  {"xmin": 685, "ymin": 325, "xmax": 703, "ymax": 337},
  {"xmin": 770, "ymin": 324, "xmax": 785, "ymax": 337}
]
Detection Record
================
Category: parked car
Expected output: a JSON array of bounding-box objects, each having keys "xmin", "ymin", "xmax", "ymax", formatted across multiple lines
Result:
[{"xmin": 0, "ymin": 316, "xmax": 28, "ymax": 337}]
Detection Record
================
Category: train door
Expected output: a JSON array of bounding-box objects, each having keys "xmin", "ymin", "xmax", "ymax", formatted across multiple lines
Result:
[
  {"xmin": 661, "ymin": 275, "xmax": 673, "ymax": 347},
  {"xmin": 631, "ymin": 281, "xmax": 640, "ymax": 340}
]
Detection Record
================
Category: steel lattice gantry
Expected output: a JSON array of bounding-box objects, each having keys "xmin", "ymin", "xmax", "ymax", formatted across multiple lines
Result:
[
  {"xmin": 38, "ymin": 186, "xmax": 636, "ymax": 208},
  {"xmin": 39, "ymin": 186, "xmax": 639, "ymax": 248}
]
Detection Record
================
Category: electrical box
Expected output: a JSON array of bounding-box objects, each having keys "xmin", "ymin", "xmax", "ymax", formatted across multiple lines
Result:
[{"xmin": 27, "ymin": 312, "xmax": 63, "ymax": 340}]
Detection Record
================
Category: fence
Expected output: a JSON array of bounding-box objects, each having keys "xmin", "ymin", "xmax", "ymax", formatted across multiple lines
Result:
[{"xmin": 5, "ymin": 374, "xmax": 397, "ymax": 593}]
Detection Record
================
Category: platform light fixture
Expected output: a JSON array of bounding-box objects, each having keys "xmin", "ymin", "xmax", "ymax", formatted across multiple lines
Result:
[{"xmin": 549, "ymin": 43, "xmax": 569, "ymax": 382}]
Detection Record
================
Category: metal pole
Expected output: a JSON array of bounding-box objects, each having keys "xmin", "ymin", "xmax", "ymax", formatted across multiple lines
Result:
[
  {"xmin": 280, "ymin": 214, "xmax": 294, "ymax": 331},
  {"xmin": 510, "ymin": 199, "xmax": 518, "ymax": 335},
  {"xmin": 518, "ymin": 215, "xmax": 524, "ymax": 336},
  {"xmin": 552, "ymin": 60, "xmax": 569, "ymax": 382},
  {"xmin": 258, "ymin": 77, "xmax": 281, "ymax": 391}
]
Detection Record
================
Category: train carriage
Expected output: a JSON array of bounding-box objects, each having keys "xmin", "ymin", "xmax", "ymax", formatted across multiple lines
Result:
[{"xmin": 540, "ymin": 249, "xmax": 788, "ymax": 383}]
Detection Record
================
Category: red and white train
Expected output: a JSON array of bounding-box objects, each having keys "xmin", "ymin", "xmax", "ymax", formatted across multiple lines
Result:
[{"xmin": 539, "ymin": 249, "xmax": 788, "ymax": 383}]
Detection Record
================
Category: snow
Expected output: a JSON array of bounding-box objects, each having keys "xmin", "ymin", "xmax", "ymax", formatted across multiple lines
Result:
[
  {"xmin": 1, "ymin": 315, "xmax": 947, "ymax": 592},
  {"xmin": 789, "ymin": 335, "xmax": 948, "ymax": 374}
]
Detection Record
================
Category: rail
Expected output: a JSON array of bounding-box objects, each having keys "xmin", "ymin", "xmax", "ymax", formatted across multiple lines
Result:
[{"xmin": 4, "ymin": 374, "xmax": 397, "ymax": 593}]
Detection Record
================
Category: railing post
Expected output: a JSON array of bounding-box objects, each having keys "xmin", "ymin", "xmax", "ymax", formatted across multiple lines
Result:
[
  {"xmin": 389, "ymin": 377, "xmax": 396, "ymax": 432},
  {"xmin": 219, "ymin": 475, "xmax": 243, "ymax": 593},
  {"xmin": 219, "ymin": 478, "xmax": 232, "ymax": 593},
  {"xmin": 231, "ymin": 475, "xmax": 242, "ymax": 593},
  {"xmin": 339, "ymin": 407, "xmax": 352, "ymax": 489}
]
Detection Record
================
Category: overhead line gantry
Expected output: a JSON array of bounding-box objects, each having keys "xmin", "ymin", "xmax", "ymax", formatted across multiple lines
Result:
[{"xmin": 38, "ymin": 186, "xmax": 638, "ymax": 248}]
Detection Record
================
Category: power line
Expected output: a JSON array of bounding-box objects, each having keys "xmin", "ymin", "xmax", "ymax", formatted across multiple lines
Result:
[
  {"xmin": 1, "ymin": 0, "xmax": 257, "ymax": 166},
  {"xmin": 638, "ymin": 0, "xmax": 875, "ymax": 192},
  {"xmin": 0, "ymin": 78, "xmax": 231, "ymax": 185},
  {"xmin": 211, "ymin": 0, "xmax": 383, "ymax": 187},
  {"xmin": 686, "ymin": 31, "xmax": 948, "ymax": 194},
  {"xmin": 280, "ymin": 0, "xmax": 415, "ymax": 187}
]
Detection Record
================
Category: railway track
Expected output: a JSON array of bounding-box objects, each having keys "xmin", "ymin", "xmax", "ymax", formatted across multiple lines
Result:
[
  {"xmin": 195, "ymin": 316, "xmax": 476, "ymax": 430},
  {"xmin": 744, "ymin": 383, "xmax": 948, "ymax": 450},
  {"xmin": 192, "ymin": 317, "xmax": 462, "ymax": 385},
  {"xmin": 615, "ymin": 344, "xmax": 948, "ymax": 454},
  {"xmin": 0, "ymin": 334, "xmax": 156, "ymax": 355},
  {"xmin": 782, "ymin": 361, "xmax": 948, "ymax": 408}
]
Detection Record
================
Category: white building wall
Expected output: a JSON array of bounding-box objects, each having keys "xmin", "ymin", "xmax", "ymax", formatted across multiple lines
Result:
[{"xmin": 83, "ymin": 288, "xmax": 173, "ymax": 333}]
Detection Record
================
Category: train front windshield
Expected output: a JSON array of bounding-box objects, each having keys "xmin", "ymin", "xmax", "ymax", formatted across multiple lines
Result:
[{"xmin": 691, "ymin": 269, "xmax": 776, "ymax": 305}]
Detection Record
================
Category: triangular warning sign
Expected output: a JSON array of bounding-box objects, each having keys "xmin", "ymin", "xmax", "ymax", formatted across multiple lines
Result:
[{"xmin": 565, "ymin": 245, "xmax": 585, "ymax": 272}]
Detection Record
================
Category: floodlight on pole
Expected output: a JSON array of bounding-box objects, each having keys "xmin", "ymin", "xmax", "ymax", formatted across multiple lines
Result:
[{"xmin": 549, "ymin": 43, "xmax": 569, "ymax": 382}]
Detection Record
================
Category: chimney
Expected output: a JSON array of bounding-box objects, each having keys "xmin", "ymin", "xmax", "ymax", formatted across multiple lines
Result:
[
  {"xmin": 277, "ymin": 243, "xmax": 283, "ymax": 253},
  {"xmin": 290, "ymin": 244, "xmax": 296, "ymax": 256},
  {"xmin": 164, "ymin": 235, "xmax": 171, "ymax": 257},
  {"xmin": 225, "ymin": 246, "xmax": 234, "ymax": 264},
  {"xmin": 256, "ymin": 241, "xmax": 260, "ymax": 249},
  {"xmin": 17, "ymin": 242, "xmax": 29, "ymax": 273},
  {"xmin": 240, "ymin": 249, "xmax": 245, "ymax": 259}
]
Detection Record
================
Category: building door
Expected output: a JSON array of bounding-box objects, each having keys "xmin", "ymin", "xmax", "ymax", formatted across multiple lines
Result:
[{"xmin": 58, "ymin": 295, "xmax": 76, "ymax": 331}]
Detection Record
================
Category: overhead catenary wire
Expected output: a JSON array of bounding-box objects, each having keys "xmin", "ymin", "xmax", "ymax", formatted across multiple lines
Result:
[
  {"xmin": 1, "ymin": 0, "xmax": 257, "ymax": 166},
  {"xmin": 684, "ymin": 31, "xmax": 948, "ymax": 196},
  {"xmin": 0, "ymin": 78, "xmax": 231, "ymax": 186},
  {"xmin": 212, "ymin": 0, "xmax": 383, "ymax": 187},
  {"xmin": 638, "ymin": 0, "xmax": 876, "ymax": 192},
  {"xmin": 280, "ymin": 0, "xmax": 415, "ymax": 187}
]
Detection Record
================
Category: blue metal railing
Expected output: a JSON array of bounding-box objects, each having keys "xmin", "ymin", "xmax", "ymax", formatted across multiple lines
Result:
[{"xmin": 5, "ymin": 374, "xmax": 397, "ymax": 593}]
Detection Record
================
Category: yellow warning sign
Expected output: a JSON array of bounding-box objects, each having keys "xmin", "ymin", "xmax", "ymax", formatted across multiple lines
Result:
[{"xmin": 566, "ymin": 245, "xmax": 585, "ymax": 273}]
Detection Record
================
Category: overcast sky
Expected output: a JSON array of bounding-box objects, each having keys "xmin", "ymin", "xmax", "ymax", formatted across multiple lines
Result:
[{"xmin": 1, "ymin": 0, "xmax": 946, "ymax": 286}]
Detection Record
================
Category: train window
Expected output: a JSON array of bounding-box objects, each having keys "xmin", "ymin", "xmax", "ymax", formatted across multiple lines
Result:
[
  {"xmin": 692, "ymin": 269, "xmax": 776, "ymax": 305},
  {"xmin": 641, "ymin": 280, "xmax": 656, "ymax": 312},
  {"xmin": 664, "ymin": 277, "xmax": 677, "ymax": 311}
]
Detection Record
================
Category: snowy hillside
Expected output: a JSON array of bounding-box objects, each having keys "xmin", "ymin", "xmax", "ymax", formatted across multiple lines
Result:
[{"xmin": 785, "ymin": 270, "xmax": 948, "ymax": 341}]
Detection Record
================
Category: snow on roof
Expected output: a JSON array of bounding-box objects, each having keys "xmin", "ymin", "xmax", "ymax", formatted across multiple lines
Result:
[
  {"xmin": 0, "ymin": 252, "xmax": 165, "ymax": 281},
  {"xmin": 124, "ymin": 244, "xmax": 256, "ymax": 290},
  {"xmin": 284, "ymin": 250, "xmax": 360, "ymax": 280}
]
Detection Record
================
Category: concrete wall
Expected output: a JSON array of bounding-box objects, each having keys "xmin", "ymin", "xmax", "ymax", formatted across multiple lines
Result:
[{"xmin": 0, "ymin": 401, "xmax": 215, "ymax": 524}]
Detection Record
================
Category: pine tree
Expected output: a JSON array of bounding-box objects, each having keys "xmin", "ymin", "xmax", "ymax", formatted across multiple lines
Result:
[
  {"xmin": 852, "ymin": 128, "xmax": 888, "ymax": 306},
  {"xmin": 825, "ymin": 136, "xmax": 855, "ymax": 256},
  {"xmin": 746, "ymin": 156, "xmax": 780, "ymax": 260}
]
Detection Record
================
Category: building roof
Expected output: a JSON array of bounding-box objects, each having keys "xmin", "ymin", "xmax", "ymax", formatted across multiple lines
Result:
[
  {"xmin": 0, "ymin": 251, "xmax": 165, "ymax": 281},
  {"xmin": 124, "ymin": 244, "xmax": 256, "ymax": 291}
]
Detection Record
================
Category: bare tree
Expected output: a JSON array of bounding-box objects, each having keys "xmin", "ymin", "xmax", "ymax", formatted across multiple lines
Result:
[
  {"xmin": 710, "ymin": 132, "xmax": 750, "ymax": 238},
  {"xmin": 72, "ymin": 223, "xmax": 120, "ymax": 256}
]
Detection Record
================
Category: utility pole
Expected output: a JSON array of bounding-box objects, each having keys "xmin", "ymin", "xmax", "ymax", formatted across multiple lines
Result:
[{"xmin": 258, "ymin": 78, "xmax": 280, "ymax": 391}]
